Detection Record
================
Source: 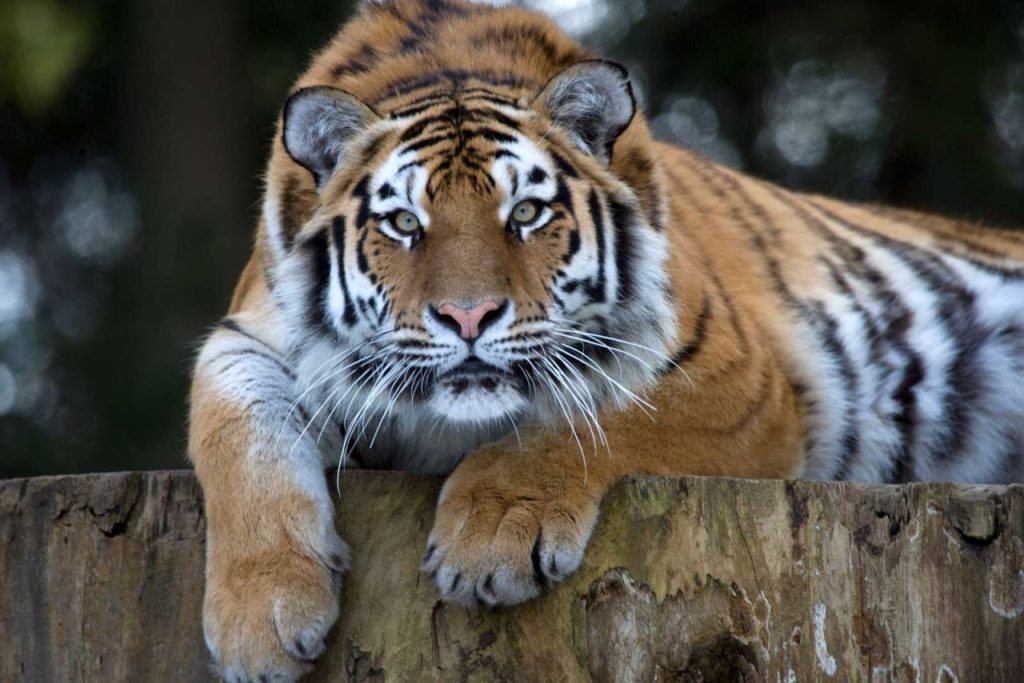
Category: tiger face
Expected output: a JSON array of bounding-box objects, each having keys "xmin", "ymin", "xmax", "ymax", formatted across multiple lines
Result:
[{"xmin": 274, "ymin": 62, "xmax": 676, "ymax": 440}]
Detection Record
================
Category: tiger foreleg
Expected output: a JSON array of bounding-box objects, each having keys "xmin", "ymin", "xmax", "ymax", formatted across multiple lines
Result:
[
  {"xmin": 421, "ymin": 427, "xmax": 622, "ymax": 607},
  {"xmin": 189, "ymin": 320, "xmax": 348, "ymax": 682},
  {"xmin": 422, "ymin": 370, "xmax": 805, "ymax": 607}
]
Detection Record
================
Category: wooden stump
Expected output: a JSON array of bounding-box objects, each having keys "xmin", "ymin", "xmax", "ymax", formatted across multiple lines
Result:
[{"xmin": 1, "ymin": 471, "xmax": 1022, "ymax": 681}]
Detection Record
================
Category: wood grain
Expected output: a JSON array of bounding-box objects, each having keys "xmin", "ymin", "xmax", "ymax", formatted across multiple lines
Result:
[{"xmin": 1, "ymin": 471, "xmax": 1021, "ymax": 681}]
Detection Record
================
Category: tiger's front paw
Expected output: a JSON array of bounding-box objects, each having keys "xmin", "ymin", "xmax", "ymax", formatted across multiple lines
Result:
[
  {"xmin": 203, "ymin": 527, "xmax": 349, "ymax": 682},
  {"xmin": 421, "ymin": 453, "xmax": 601, "ymax": 608}
]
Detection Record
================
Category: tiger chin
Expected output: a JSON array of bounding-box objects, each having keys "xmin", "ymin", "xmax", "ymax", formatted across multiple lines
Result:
[{"xmin": 188, "ymin": 0, "xmax": 1024, "ymax": 680}]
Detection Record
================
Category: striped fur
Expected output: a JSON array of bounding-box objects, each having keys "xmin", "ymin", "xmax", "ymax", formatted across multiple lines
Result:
[{"xmin": 188, "ymin": 1, "xmax": 1024, "ymax": 678}]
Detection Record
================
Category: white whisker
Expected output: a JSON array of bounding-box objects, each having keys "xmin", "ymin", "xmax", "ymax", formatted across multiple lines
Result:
[
  {"xmin": 555, "ymin": 341, "xmax": 657, "ymax": 419},
  {"xmin": 539, "ymin": 354, "xmax": 599, "ymax": 454},
  {"xmin": 549, "ymin": 318, "xmax": 678, "ymax": 364},
  {"xmin": 548, "ymin": 348, "xmax": 609, "ymax": 450},
  {"xmin": 291, "ymin": 346, "xmax": 395, "ymax": 455},
  {"xmin": 527, "ymin": 357, "xmax": 587, "ymax": 479}
]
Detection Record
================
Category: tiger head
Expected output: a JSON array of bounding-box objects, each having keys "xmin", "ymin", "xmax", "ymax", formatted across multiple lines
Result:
[{"xmin": 264, "ymin": 6, "xmax": 676, "ymax": 440}]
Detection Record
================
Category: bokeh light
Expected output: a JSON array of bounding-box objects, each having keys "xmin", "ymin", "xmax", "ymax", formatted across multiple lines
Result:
[
  {"xmin": 652, "ymin": 95, "xmax": 742, "ymax": 168},
  {"xmin": 762, "ymin": 58, "xmax": 886, "ymax": 169}
]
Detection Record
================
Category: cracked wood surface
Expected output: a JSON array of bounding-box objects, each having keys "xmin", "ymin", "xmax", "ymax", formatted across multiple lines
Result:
[{"xmin": 1, "ymin": 471, "xmax": 1022, "ymax": 681}]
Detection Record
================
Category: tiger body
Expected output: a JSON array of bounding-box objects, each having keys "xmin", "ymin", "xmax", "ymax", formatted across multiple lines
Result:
[{"xmin": 188, "ymin": 0, "xmax": 1024, "ymax": 679}]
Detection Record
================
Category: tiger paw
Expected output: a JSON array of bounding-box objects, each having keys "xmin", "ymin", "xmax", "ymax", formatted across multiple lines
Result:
[
  {"xmin": 421, "ymin": 453, "xmax": 601, "ymax": 608},
  {"xmin": 202, "ymin": 535, "xmax": 349, "ymax": 682}
]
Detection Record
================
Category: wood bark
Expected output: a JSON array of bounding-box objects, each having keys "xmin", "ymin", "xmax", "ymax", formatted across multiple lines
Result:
[{"xmin": 1, "ymin": 471, "xmax": 1022, "ymax": 681}]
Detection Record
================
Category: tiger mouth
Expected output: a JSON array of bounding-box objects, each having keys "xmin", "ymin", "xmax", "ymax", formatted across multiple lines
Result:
[
  {"xmin": 441, "ymin": 357, "xmax": 514, "ymax": 393},
  {"xmin": 448, "ymin": 357, "xmax": 499, "ymax": 374}
]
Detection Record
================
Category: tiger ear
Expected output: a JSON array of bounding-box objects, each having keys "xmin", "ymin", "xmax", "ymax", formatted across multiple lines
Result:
[
  {"xmin": 534, "ymin": 60, "xmax": 636, "ymax": 163},
  {"xmin": 282, "ymin": 86, "xmax": 380, "ymax": 189}
]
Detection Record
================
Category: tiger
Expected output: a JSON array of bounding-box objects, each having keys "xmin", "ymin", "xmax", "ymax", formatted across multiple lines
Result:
[{"xmin": 187, "ymin": 0, "xmax": 1024, "ymax": 679}]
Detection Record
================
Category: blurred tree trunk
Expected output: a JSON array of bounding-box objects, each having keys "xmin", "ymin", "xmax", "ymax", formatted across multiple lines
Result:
[
  {"xmin": 1, "ymin": 471, "xmax": 1022, "ymax": 681},
  {"xmin": 108, "ymin": 0, "xmax": 248, "ymax": 469}
]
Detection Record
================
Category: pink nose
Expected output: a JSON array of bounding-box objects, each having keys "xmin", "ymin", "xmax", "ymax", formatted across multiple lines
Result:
[{"xmin": 435, "ymin": 300, "xmax": 502, "ymax": 340}]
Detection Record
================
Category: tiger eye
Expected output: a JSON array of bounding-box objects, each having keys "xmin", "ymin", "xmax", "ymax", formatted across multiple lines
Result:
[
  {"xmin": 512, "ymin": 200, "xmax": 539, "ymax": 224},
  {"xmin": 393, "ymin": 210, "xmax": 420, "ymax": 233}
]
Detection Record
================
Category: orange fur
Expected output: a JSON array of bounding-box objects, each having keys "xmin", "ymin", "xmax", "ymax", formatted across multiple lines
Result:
[{"xmin": 189, "ymin": 1, "xmax": 1024, "ymax": 679}]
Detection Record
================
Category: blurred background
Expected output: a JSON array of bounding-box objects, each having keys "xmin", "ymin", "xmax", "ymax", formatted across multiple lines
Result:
[{"xmin": 2, "ymin": 0, "xmax": 1023, "ymax": 477}]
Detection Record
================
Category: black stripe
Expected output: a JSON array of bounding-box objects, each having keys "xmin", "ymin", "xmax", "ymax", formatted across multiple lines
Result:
[
  {"xmin": 332, "ymin": 43, "xmax": 379, "ymax": 78},
  {"xmin": 356, "ymin": 297, "xmax": 371, "ymax": 320},
  {"xmin": 662, "ymin": 293, "xmax": 712, "ymax": 372},
  {"xmin": 563, "ymin": 229, "xmax": 580, "ymax": 263},
  {"xmin": 390, "ymin": 99, "xmax": 449, "ymax": 119},
  {"xmin": 455, "ymin": 88, "xmax": 524, "ymax": 107},
  {"xmin": 402, "ymin": 134, "xmax": 452, "ymax": 153},
  {"xmin": 331, "ymin": 217, "xmax": 359, "ymax": 326},
  {"xmin": 475, "ymin": 127, "xmax": 518, "ymax": 144},
  {"xmin": 480, "ymin": 108, "xmax": 522, "ymax": 131},
  {"xmin": 811, "ymin": 299, "xmax": 862, "ymax": 479},
  {"xmin": 820, "ymin": 256, "xmax": 894, "ymax": 390},
  {"xmin": 377, "ymin": 182, "xmax": 396, "ymax": 200},
  {"xmin": 608, "ymin": 199, "xmax": 637, "ymax": 306},
  {"xmin": 295, "ymin": 401, "xmax": 312, "ymax": 427},
  {"xmin": 585, "ymin": 189, "xmax": 606, "ymax": 303},
  {"xmin": 551, "ymin": 151, "xmax": 578, "ymax": 179},
  {"xmin": 302, "ymin": 229, "xmax": 333, "ymax": 335},
  {"xmin": 208, "ymin": 348, "xmax": 296, "ymax": 382},
  {"xmin": 352, "ymin": 175, "xmax": 373, "ymax": 229},
  {"xmin": 399, "ymin": 117, "xmax": 437, "ymax": 142},
  {"xmin": 215, "ymin": 318, "xmax": 281, "ymax": 356},
  {"xmin": 277, "ymin": 174, "xmax": 306, "ymax": 251},
  {"xmin": 396, "ymin": 160, "xmax": 423, "ymax": 176},
  {"xmin": 360, "ymin": 131, "xmax": 388, "ymax": 165},
  {"xmin": 388, "ymin": 87, "xmax": 522, "ymax": 117},
  {"xmin": 551, "ymin": 177, "xmax": 573, "ymax": 213},
  {"xmin": 376, "ymin": 69, "xmax": 528, "ymax": 104},
  {"xmin": 356, "ymin": 229, "xmax": 371, "ymax": 275}
]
